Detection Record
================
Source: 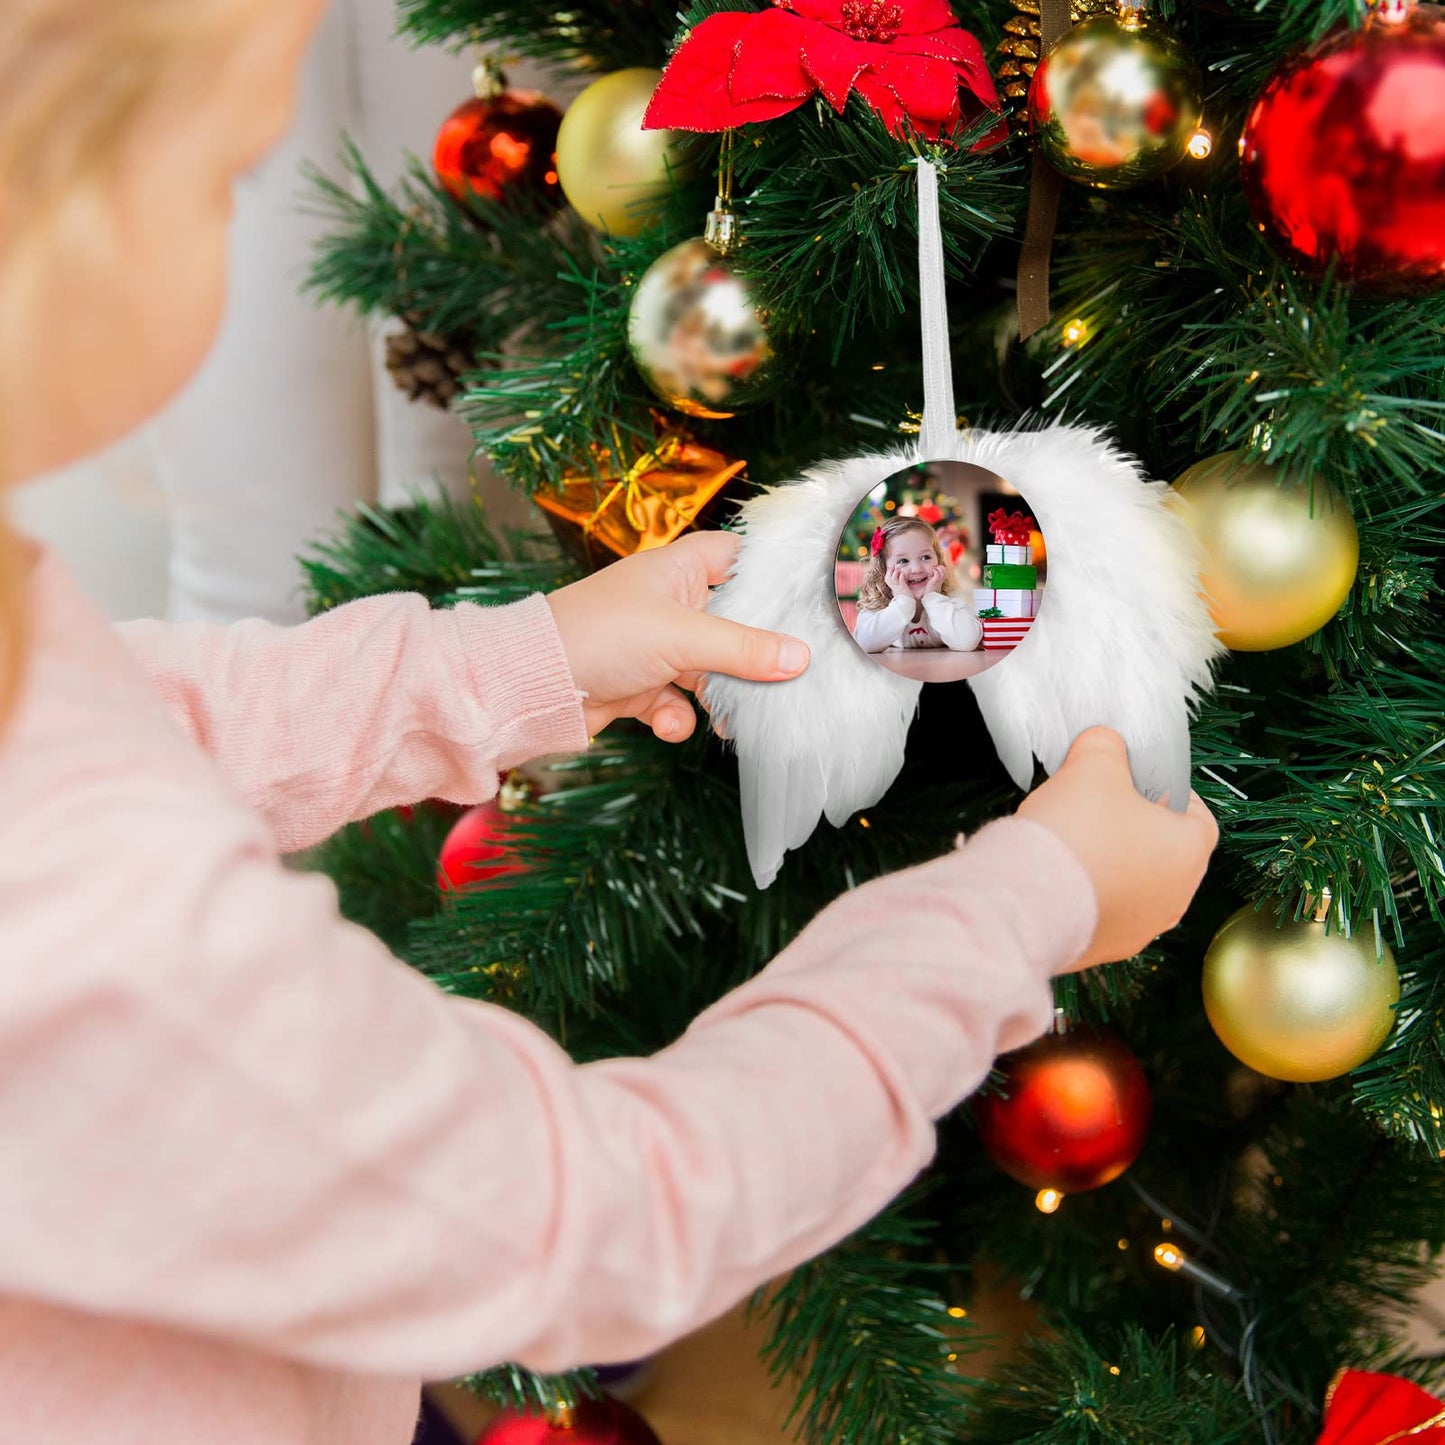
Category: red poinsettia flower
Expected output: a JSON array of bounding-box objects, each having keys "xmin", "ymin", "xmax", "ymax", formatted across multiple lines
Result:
[{"xmin": 644, "ymin": 0, "xmax": 1003, "ymax": 142}]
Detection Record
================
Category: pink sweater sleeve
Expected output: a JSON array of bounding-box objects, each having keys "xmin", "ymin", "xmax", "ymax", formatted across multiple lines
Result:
[
  {"xmin": 1, "ymin": 794, "xmax": 1093, "ymax": 1379},
  {"xmin": 117, "ymin": 593, "xmax": 591, "ymax": 852}
]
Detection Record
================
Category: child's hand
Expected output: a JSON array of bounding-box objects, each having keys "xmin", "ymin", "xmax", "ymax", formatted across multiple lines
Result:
[
  {"xmin": 545, "ymin": 532, "xmax": 810, "ymax": 741},
  {"xmin": 921, "ymin": 563, "xmax": 946, "ymax": 596},
  {"xmin": 1016, "ymin": 728, "xmax": 1218, "ymax": 971},
  {"xmin": 885, "ymin": 561, "xmax": 911, "ymax": 600}
]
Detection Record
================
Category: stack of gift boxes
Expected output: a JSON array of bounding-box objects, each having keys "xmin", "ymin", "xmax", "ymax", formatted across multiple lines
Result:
[{"xmin": 974, "ymin": 507, "xmax": 1041, "ymax": 651}]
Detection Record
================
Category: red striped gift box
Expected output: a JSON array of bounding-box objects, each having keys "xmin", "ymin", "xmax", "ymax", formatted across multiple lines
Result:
[{"xmin": 981, "ymin": 616, "xmax": 1036, "ymax": 651}]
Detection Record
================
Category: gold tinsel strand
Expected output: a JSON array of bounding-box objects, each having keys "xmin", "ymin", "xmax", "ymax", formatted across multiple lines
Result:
[{"xmin": 997, "ymin": 0, "xmax": 1115, "ymax": 105}]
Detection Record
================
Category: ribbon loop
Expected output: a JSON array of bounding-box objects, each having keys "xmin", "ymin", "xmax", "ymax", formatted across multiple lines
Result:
[{"xmin": 914, "ymin": 157, "xmax": 956, "ymax": 458}]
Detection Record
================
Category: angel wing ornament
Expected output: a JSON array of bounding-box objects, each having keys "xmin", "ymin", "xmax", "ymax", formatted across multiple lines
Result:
[{"xmin": 705, "ymin": 159, "xmax": 1223, "ymax": 889}]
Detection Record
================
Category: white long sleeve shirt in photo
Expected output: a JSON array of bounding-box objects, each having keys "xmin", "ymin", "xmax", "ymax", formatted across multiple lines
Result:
[{"xmin": 853, "ymin": 592, "xmax": 984, "ymax": 653}]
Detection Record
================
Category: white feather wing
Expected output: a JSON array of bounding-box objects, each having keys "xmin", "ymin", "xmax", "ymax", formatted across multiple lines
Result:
[
  {"xmin": 957, "ymin": 423, "xmax": 1224, "ymax": 808},
  {"xmin": 706, "ymin": 423, "xmax": 1223, "ymax": 889},
  {"xmin": 705, "ymin": 450, "xmax": 922, "ymax": 889}
]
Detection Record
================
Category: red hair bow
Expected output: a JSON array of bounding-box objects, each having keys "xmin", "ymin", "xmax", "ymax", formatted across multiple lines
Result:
[{"xmin": 870, "ymin": 527, "xmax": 886, "ymax": 556}]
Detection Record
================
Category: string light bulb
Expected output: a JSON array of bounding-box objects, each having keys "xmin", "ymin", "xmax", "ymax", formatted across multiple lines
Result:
[
  {"xmin": 1154, "ymin": 1242, "xmax": 1184, "ymax": 1271},
  {"xmin": 1186, "ymin": 128, "xmax": 1213, "ymax": 159},
  {"xmin": 1035, "ymin": 1188, "xmax": 1064, "ymax": 1214},
  {"xmin": 1151, "ymin": 1242, "xmax": 1243, "ymax": 1301},
  {"xmin": 1061, "ymin": 317, "xmax": 1088, "ymax": 346}
]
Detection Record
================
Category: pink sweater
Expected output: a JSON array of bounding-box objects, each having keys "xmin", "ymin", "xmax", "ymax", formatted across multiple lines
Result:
[{"xmin": 0, "ymin": 545, "xmax": 1096, "ymax": 1444}]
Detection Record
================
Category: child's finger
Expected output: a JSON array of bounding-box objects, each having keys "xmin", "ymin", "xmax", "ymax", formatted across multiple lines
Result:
[
  {"xmin": 670, "ymin": 529, "xmax": 742, "ymax": 586},
  {"xmin": 673, "ymin": 611, "xmax": 810, "ymax": 681},
  {"xmin": 642, "ymin": 685, "xmax": 698, "ymax": 743}
]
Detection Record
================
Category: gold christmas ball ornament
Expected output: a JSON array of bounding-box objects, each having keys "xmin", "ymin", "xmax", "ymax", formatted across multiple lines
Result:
[
  {"xmin": 1171, "ymin": 450, "xmax": 1359, "ymax": 651},
  {"xmin": 1027, "ymin": 8, "xmax": 1204, "ymax": 188},
  {"xmin": 626, "ymin": 238, "xmax": 778, "ymax": 418},
  {"xmin": 555, "ymin": 69, "xmax": 693, "ymax": 235},
  {"xmin": 1202, "ymin": 900, "xmax": 1400, "ymax": 1084}
]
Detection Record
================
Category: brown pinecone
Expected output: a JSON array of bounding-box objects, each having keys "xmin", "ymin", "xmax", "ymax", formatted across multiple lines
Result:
[
  {"xmin": 997, "ymin": 0, "xmax": 1114, "ymax": 106},
  {"xmin": 383, "ymin": 316, "xmax": 477, "ymax": 410}
]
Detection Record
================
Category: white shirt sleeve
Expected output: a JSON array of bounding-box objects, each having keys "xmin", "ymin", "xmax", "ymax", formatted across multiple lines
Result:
[
  {"xmin": 852, "ymin": 595, "xmax": 914, "ymax": 652},
  {"xmin": 921, "ymin": 592, "xmax": 983, "ymax": 651}
]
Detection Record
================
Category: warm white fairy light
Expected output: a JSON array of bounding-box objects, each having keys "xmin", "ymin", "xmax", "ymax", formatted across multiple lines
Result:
[{"xmin": 1152, "ymin": 1242, "xmax": 1243, "ymax": 1301}]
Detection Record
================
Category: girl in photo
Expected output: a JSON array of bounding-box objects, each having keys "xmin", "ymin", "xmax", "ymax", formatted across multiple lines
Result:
[{"xmin": 852, "ymin": 515, "xmax": 983, "ymax": 654}]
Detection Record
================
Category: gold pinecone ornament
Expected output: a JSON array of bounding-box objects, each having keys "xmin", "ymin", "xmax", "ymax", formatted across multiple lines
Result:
[
  {"xmin": 383, "ymin": 315, "xmax": 478, "ymax": 409},
  {"xmin": 998, "ymin": 0, "xmax": 1114, "ymax": 105}
]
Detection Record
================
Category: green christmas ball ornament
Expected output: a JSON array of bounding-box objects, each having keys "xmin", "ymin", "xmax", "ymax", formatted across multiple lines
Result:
[
  {"xmin": 1028, "ymin": 7, "xmax": 1204, "ymax": 188},
  {"xmin": 626, "ymin": 238, "xmax": 779, "ymax": 419},
  {"xmin": 1202, "ymin": 899, "xmax": 1400, "ymax": 1083}
]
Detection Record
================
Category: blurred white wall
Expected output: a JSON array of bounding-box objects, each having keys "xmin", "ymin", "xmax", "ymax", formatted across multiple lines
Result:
[{"xmin": 19, "ymin": 0, "xmax": 558, "ymax": 623}]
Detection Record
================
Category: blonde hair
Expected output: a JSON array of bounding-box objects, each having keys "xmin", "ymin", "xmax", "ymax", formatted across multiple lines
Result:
[
  {"xmin": 857, "ymin": 517, "xmax": 959, "ymax": 611},
  {"xmin": 0, "ymin": 0, "xmax": 252, "ymax": 726}
]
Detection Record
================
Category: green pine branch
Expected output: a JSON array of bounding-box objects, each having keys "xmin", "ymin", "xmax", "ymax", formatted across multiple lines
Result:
[
  {"xmin": 750, "ymin": 1192, "xmax": 980, "ymax": 1445},
  {"xmin": 966, "ymin": 1326, "xmax": 1255, "ymax": 1444},
  {"xmin": 454, "ymin": 1363, "xmax": 604, "ymax": 1416},
  {"xmin": 1224, "ymin": 1090, "xmax": 1445, "ymax": 1415},
  {"xmin": 1352, "ymin": 942, "xmax": 1445, "ymax": 1151},
  {"xmin": 305, "ymin": 141, "xmax": 601, "ymax": 342},
  {"xmin": 300, "ymin": 490, "xmax": 574, "ymax": 614},
  {"xmin": 1219, "ymin": 660, "xmax": 1445, "ymax": 944},
  {"xmin": 395, "ymin": 0, "xmax": 679, "ymax": 70}
]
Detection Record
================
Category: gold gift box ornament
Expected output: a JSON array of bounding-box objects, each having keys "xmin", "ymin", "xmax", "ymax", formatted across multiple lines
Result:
[{"xmin": 533, "ymin": 422, "xmax": 747, "ymax": 568}]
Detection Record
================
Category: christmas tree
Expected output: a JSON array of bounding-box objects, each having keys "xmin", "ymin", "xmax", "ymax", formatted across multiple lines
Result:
[{"xmin": 304, "ymin": 1, "xmax": 1445, "ymax": 1440}]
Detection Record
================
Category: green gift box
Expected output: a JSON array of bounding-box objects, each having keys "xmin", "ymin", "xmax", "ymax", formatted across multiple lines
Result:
[{"xmin": 982, "ymin": 562, "xmax": 1038, "ymax": 589}]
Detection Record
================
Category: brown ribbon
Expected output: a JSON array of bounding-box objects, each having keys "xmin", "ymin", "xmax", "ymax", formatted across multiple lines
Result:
[{"xmin": 1017, "ymin": 0, "xmax": 1072, "ymax": 340}]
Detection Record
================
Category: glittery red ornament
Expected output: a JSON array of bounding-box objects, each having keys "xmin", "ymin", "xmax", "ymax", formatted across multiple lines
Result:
[
  {"xmin": 1239, "ymin": 2, "xmax": 1445, "ymax": 294},
  {"xmin": 1317, "ymin": 1368, "xmax": 1445, "ymax": 1443},
  {"xmin": 475, "ymin": 1399, "xmax": 662, "ymax": 1445},
  {"xmin": 974, "ymin": 1027, "xmax": 1151, "ymax": 1193},
  {"xmin": 436, "ymin": 799, "xmax": 526, "ymax": 891},
  {"xmin": 433, "ymin": 90, "xmax": 564, "ymax": 211}
]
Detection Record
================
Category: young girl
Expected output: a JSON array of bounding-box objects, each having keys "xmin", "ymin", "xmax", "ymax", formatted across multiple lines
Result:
[
  {"xmin": 0, "ymin": 3, "xmax": 1219, "ymax": 1441},
  {"xmin": 853, "ymin": 515, "xmax": 983, "ymax": 654}
]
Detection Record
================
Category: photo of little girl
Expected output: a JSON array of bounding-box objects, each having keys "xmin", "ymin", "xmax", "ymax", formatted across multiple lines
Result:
[
  {"xmin": 838, "ymin": 463, "xmax": 1047, "ymax": 683},
  {"xmin": 854, "ymin": 515, "xmax": 982, "ymax": 656}
]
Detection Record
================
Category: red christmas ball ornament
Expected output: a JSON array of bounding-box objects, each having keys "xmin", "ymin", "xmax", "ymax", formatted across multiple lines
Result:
[
  {"xmin": 434, "ymin": 76, "xmax": 564, "ymax": 211},
  {"xmin": 437, "ymin": 773, "xmax": 542, "ymax": 891},
  {"xmin": 437, "ymin": 800, "xmax": 525, "ymax": 891},
  {"xmin": 973, "ymin": 1026, "xmax": 1151, "ymax": 1193},
  {"xmin": 1239, "ymin": 2, "xmax": 1445, "ymax": 294},
  {"xmin": 475, "ymin": 1398, "xmax": 662, "ymax": 1445}
]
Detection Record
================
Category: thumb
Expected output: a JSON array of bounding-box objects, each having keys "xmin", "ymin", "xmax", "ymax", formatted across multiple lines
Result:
[
  {"xmin": 674, "ymin": 610, "xmax": 810, "ymax": 682},
  {"xmin": 1061, "ymin": 726, "xmax": 1131, "ymax": 776}
]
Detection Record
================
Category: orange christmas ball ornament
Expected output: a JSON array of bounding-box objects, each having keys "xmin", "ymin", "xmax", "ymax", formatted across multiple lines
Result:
[{"xmin": 974, "ymin": 1026, "xmax": 1151, "ymax": 1193}]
